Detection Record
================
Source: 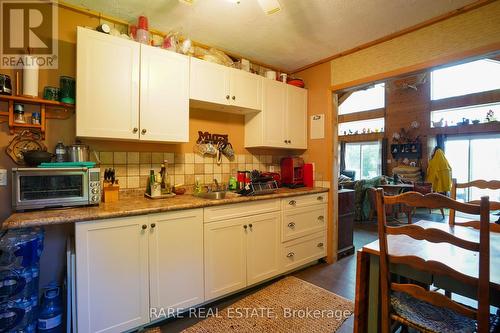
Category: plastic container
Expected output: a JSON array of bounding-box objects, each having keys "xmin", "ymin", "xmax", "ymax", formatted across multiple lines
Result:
[
  {"xmin": 37, "ymin": 284, "xmax": 63, "ymax": 333},
  {"xmin": 54, "ymin": 141, "xmax": 66, "ymax": 163},
  {"xmin": 136, "ymin": 29, "xmax": 150, "ymax": 44},
  {"xmin": 0, "ymin": 228, "xmax": 44, "ymax": 268}
]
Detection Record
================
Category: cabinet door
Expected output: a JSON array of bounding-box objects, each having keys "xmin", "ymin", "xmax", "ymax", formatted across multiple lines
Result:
[
  {"xmin": 75, "ymin": 216, "xmax": 149, "ymax": 333},
  {"xmin": 229, "ymin": 69, "xmax": 262, "ymax": 111},
  {"xmin": 140, "ymin": 46, "xmax": 189, "ymax": 142},
  {"xmin": 189, "ymin": 57, "xmax": 230, "ymax": 105},
  {"xmin": 204, "ymin": 219, "xmax": 247, "ymax": 300},
  {"xmin": 286, "ymin": 85, "xmax": 308, "ymax": 149},
  {"xmin": 262, "ymin": 79, "xmax": 287, "ymax": 147},
  {"xmin": 246, "ymin": 212, "xmax": 281, "ymax": 285},
  {"xmin": 149, "ymin": 209, "xmax": 204, "ymax": 315},
  {"xmin": 76, "ymin": 27, "xmax": 140, "ymax": 140}
]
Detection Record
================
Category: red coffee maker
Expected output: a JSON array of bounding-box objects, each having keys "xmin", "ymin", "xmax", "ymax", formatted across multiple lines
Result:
[{"xmin": 280, "ymin": 157, "xmax": 305, "ymax": 188}]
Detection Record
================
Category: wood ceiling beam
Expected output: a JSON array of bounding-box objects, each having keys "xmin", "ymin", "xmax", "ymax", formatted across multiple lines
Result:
[{"xmin": 292, "ymin": 0, "xmax": 497, "ymax": 74}]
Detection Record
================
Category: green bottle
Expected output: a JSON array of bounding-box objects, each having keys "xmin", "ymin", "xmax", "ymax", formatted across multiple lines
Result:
[
  {"xmin": 229, "ymin": 176, "xmax": 237, "ymax": 190},
  {"xmin": 146, "ymin": 169, "xmax": 155, "ymax": 195}
]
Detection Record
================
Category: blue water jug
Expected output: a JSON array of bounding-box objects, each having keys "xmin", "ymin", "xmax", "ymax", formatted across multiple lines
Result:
[
  {"xmin": 0, "ymin": 297, "xmax": 34, "ymax": 333},
  {"xmin": 37, "ymin": 284, "xmax": 62, "ymax": 333}
]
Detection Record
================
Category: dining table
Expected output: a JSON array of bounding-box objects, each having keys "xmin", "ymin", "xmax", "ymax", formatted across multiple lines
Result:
[{"xmin": 353, "ymin": 219, "xmax": 500, "ymax": 333}]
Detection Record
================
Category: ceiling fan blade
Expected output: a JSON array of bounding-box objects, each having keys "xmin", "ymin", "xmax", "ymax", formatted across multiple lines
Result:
[{"xmin": 257, "ymin": 0, "xmax": 281, "ymax": 15}]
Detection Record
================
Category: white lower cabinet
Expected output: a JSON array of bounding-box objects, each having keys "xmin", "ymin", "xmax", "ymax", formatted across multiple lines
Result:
[
  {"xmin": 75, "ymin": 216, "xmax": 150, "ymax": 333},
  {"xmin": 75, "ymin": 194, "xmax": 328, "ymax": 332},
  {"xmin": 75, "ymin": 209, "xmax": 204, "ymax": 333},
  {"xmin": 148, "ymin": 210, "xmax": 204, "ymax": 312},
  {"xmin": 204, "ymin": 212, "xmax": 281, "ymax": 301}
]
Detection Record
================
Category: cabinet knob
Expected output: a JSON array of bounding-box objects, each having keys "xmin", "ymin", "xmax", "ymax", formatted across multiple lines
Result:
[
  {"xmin": 232, "ymin": 96, "xmax": 236, "ymax": 100},
  {"xmin": 141, "ymin": 129, "xmax": 147, "ymax": 134},
  {"xmin": 317, "ymin": 196, "xmax": 324, "ymax": 201},
  {"xmin": 289, "ymin": 140, "xmax": 292, "ymax": 144},
  {"xmin": 287, "ymin": 222, "xmax": 295, "ymax": 228},
  {"xmin": 286, "ymin": 252, "xmax": 295, "ymax": 258},
  {"xmin": 141, "ymin": 224, "xmax": 147, "ymax": 230},
  {"xmin": 288, "ymin": 200, "xmax": 296, "ymax": 206},
  {"xmin": 318, "ymin": 215, "xmax": 324, "ymax": 221},
  {"xmin": 243, "ymin": 224, "xmax": 248, "ymax": 230},
  {"xmin": 317, "ymin": 242, "xmax": 324, "ymax": 248},
  {"xmin": 249, "ymin": 223, "xmax": 253, "ymax": 228},
  {"xmin": 226, "ymin": 95, "xmax": 230, "ymax": 100},
  {"xmin": 151, "ymin": 223, "xmax": 156, "ymax": 228},
  {"xmin": 133, "ymin": 127, "xmax": 138, "ymax": 133},
  {"xmin": 284, "ymin": 140, "xmax": 287, "ymax": 143}
]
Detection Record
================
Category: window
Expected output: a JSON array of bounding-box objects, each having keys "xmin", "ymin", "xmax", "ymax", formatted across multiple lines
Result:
[
  {"xmin": 444, "ymin": 134, "xmax": 500, "ymax": 202},
  {"xmin": 338, "ymin": 83, "xmax": 385, "ymax": 115},
  {"xmin": 431, "ymin": 59, "xmax": 500, "ymax": 100},
  {"xmin": 345, "ymin": 141, "xmax": 382, "ymax": 180},
  {"xmin": 339, "ymin": 117, "xmax": 385, "ymax": 136},
  {"xmin": 431, "ymin": 102, "xmax": 500, "ymax": 127}
]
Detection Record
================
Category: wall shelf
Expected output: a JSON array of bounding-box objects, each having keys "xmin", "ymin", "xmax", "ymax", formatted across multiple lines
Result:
[
  {"xmin": 0, "ymin": 95, "xmax": 75, "ymax": 138},
  {"xmin": 338, "ymin": 132, "xmax": 384, "ymax": 142}
]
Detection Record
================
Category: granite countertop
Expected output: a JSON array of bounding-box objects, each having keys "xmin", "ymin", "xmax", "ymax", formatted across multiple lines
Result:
[{"xmin": 2, "ymin": 187, "xmax": 329, "ymax": 229}]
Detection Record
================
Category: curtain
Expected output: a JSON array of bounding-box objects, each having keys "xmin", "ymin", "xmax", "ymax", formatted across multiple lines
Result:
[
  {"xmin": 339, "ymin": 141, "xmax": 346, "ymax": 173},
  {"xmin": 381, "ymin": 138, "xmax": 388, "ymax": 176}
]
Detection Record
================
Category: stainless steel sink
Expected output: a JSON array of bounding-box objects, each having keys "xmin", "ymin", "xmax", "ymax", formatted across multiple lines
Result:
[{"xmin": 195, "ymin": 191, "xmax": 228, "ymax": 200}]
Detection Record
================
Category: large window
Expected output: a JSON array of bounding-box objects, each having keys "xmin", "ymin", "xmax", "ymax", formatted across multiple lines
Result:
[
  {"xmin": 345, "ymin": 141, "xmax": 382, "ymax": 180},
  {"xmin": 431, "ymin": 59, "xmax": 500, "ymax": 100},
  {"xmin": 339, "ymin": 83, "xmax": 385, "ymax": 115},
  {"xmin": 444, "ymin": 134, "xmax": 500, "ymax": 202}
]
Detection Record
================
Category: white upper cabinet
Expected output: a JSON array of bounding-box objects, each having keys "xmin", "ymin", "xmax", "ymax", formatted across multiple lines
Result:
[
  {"xmin": 285, "ymin": 85, "xmax": 308, "ymax": 149},
  {"xmin": 76, "ymin": 27, "xmax": 140, "ymax": 140},
  {"xmin": 140, "ymin": 45, "xmax": 189, "ymax": 142},
  {"xmin": 189, "ymin": 57, "xmax": 262, "ymax": 113},
  {"xmin": 229, "ymin": 68, "xmax": 262, "ymax": 111},
  {"xmin": 76, "ymin": 27, "xmax": 189, "ymax": 143},
  {"xmin": 189, "ymin": 57, "xmax": 230, "ymax": 106},
  {"xmin": 245, "ymin": 79, "xmax": 308, "ymax": 149}
]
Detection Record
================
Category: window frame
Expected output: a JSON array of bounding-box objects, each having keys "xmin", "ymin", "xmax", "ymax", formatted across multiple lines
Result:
[{"xmin": 344, "ymin": 140, "xmax": 382, "ymax": 180}]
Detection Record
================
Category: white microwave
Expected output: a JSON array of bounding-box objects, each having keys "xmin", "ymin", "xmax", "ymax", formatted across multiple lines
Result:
[{"xmin": 12, "ymin": 167, "xmax": 101, "ymax": 211}]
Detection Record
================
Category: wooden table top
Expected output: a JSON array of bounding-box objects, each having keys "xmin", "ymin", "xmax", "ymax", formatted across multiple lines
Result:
[{"xmin": 362, "ymin": 220, "xmax": 500, "ymax": 291}]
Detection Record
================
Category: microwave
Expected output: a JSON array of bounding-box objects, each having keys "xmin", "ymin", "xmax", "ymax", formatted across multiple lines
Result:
[{"xmin": 12, "ymin": 167, "xmax": 101, "ymax": 211}]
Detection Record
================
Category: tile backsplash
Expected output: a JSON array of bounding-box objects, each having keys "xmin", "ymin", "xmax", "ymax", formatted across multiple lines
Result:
[{"xmin": 92, "ymin": 151, "xmax": 284, "ymax": 189}]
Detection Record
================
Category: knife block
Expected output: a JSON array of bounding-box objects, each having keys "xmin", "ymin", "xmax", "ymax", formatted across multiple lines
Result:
[{"xmin": 103, "ymin": 182, "xmax": 119, "ymax": 203}]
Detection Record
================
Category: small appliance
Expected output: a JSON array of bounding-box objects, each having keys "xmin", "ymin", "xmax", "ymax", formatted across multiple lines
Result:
[
  {"xmin": 12, "ymin": 167, "xmax": 100, "ymax": 211},
  {"xmin": 0, "ymin": 74, "xmax": 12, "ymax": 95},
  {"xmin": 280, "ymin": 157, "xmax": 305, "ymax": 188}
]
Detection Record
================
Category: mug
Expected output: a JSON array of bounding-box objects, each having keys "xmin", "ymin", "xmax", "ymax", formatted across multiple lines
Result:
[
  {"xmin": 265, "ymin": 71, "xmax": 276, "ymax": 80},
  {"xmin": 279, "ymin": 73, "xmax": 287, "ymax": 83}
]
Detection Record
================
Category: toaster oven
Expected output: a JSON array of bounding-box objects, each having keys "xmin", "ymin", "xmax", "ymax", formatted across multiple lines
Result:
[{"xmin": 12, "ymin": 167, "xmax": 101, "ymax": 211}]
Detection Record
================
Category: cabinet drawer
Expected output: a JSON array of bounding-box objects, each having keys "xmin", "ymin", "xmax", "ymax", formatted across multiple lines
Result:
[
  {"xmin": 281, "ymin": 232, "xmax": 326, "ymax": 272},
  {"xmin": 282, "ymin": 193, "xmax": 328, "ymax": 210},
  {"xmin": 282, "ymin": 205, "xmax": 326, "ymax": 242},
  {"xmin": 204, "ymin": 199, "xmax": 280, "ymax": 223}
]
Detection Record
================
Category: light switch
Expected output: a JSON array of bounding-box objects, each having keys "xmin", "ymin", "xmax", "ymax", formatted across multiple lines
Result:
[{"xmin": 0, "ymin": 169, "xmax": 7, "ymax": 186}]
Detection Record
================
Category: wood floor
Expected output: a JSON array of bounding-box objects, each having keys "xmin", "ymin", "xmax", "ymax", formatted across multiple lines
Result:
[{"xmin": 146, "ymin": 210, "xmax": 446, "ymax": 333}]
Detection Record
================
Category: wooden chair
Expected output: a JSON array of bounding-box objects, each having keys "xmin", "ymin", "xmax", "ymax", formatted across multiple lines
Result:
[
  {"xmin": 412, "ymin": 182, "xmax": 445, "ymax": 219},
  {"xmin": 449, "ymin": 178, "xmax": 500, "ymax": 232},
  {"xmin": 375, "ymin": 189, "xmax": 492, "ymax": 333}
]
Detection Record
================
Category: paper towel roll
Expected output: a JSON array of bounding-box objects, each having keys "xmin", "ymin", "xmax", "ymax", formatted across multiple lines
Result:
[{"xmin": 23, "ymin": 56, "xmax": 39, "ymax": 97}]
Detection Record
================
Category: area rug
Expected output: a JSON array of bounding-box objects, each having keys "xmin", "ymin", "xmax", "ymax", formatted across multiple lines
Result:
[{"xmin": 181, "ymin": 276, "xmax": 354, "ymax": 333}]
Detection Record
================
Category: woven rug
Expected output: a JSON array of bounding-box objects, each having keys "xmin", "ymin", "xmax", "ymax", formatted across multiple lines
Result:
[{"xmin": 181, "ymin": 276, "xmax": 353, "ymax": 333}]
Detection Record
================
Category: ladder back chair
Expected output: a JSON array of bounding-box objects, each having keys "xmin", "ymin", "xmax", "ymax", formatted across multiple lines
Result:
[
  {"xmin": 449, "ymin": 179, "xmax": 500, "ymax": 232},
  {"xmin": 375, "ymin": 189, "xmax": 491, "ymax": 333}
]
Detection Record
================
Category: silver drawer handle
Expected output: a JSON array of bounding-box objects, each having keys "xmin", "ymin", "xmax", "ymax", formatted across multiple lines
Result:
[
  {"xmin": 318, "ymin": 216, "xmax": 324, "ymax": 221},
  {"xmin": 288, "ymin": 200, "xmax": 296, "ymax": 205},
  {"xmin": 287, "ymin": 222, "xmax": 295, "ymax": 228},
  {"xmin": 317, "ymin": 242, "xmax": 324, "ymax": 247},
  {"xmin": 286, "ymin": 252, "xmax": 295, "ymax": 258}
]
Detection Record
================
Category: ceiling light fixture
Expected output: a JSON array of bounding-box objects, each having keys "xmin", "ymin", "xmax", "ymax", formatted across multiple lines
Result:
[
  {"xmin": 179, "ymin": 0, "xmax": 195, "ymax": 5},
  {"xmin": 257, "ymin": 0, "xmax": 281, "ymax": 15}
]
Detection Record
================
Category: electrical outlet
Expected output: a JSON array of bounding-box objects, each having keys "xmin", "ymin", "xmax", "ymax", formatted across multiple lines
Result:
[{"xmin": 0, "ymin": 169, "xmax": 7, "ymax": 186}]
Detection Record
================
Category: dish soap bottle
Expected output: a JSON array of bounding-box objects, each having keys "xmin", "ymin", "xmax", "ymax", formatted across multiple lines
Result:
[
  {"xmin": 194, "ymin": 178, "xmax": 202, "ymax": 194},
  {"xmin": 38, "ymin": 283, "xmax": 63, "ymax": 333}
]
